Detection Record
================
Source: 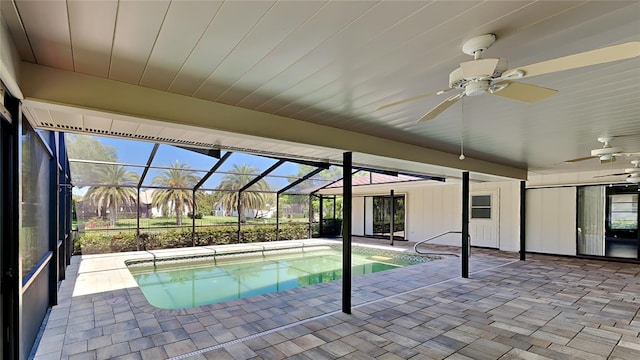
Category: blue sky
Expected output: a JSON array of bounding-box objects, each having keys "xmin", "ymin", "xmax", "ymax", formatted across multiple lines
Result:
[{"xmin": 71, "ymin": 134, "xmax": 325, "ymax": 194}]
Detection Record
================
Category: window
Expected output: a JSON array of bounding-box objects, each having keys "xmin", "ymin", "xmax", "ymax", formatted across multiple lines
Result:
[
  {"xmin": 471, "ymin": 195, "xmax": 491, "ymax": 219},
  {"xmin": 609, "ymin": 194, "xmax": 638, "ymax": 230}
]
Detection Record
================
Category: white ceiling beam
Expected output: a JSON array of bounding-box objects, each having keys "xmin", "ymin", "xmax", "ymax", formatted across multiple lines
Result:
[{"xmin": 18, "ymin": 61, "xmax": 526, "ymax": 179}]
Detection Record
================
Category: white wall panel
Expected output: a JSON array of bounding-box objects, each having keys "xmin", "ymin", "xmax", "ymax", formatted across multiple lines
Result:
[
  {"xmin": 405, "ymin": 184, "xmax": 462, "ymax": 246},
  {"xmin": 526, "ymin": 187, "xmax": 577, "ymax": 255},
  {"xmin": 352, "ymin": 196, "xmax": 364, "ymax": 236},
  {"xmin": 526, "ymin": 189, "xmax": 543, "ymax": 251}
]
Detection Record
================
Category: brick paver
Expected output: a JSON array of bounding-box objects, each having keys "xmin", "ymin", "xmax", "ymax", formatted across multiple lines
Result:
[{"xmin": 34, "ymin": 238, "xmax": 640, "ymax": 359}]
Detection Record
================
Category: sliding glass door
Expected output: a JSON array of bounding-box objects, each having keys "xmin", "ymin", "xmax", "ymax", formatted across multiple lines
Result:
[
  {"xmin": 605, "ymin": 188, "xmax": 638, "ymax": 258},
  {"xmin": 577, "ymin": 184, "xmax": 639, "ymax": 259},
  {"xmin": 364, "ymin": 194, "xmax": 405, "ymax": 240}
]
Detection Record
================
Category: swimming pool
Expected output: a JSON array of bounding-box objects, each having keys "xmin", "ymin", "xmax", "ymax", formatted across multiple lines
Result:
[{"xmin": 127, "ymin": 245, "xmax": 433, "ymax": 309}]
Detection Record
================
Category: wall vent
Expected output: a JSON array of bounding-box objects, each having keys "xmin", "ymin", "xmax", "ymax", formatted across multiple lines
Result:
[
  {"xmin": 35, "ymin": 121, "xmax": 335, "ymax": 165},
  {"xmin": 37, "ymin": 121, "xmax": 219, "ymax": 149}
]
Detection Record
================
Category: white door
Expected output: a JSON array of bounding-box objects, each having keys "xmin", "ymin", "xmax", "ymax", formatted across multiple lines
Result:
[{"xmin": 469, "ymin": 190, "xmax": 500, "ymax": 248}]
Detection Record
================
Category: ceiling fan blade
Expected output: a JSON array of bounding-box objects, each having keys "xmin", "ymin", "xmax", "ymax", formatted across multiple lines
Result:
[
  {"xmin": 510, "ymin": 41, "xmax": 640, "ymax": 79},
  {"xmin": 621, "ymin": 152, "xmax": 640, "ymax": 157},
  {"xmin": 376, "ymin": 88, "xmax": 454, "ymax": 111},
  {"xmin": 460, "ymin": 58, "xmax": 500, "ymax": 78},
  {"xmin": 417, "ymin": 93, "xmax": 464, "ymax": 123},
  {"xmin": 491, "ymin": 81, "xmax": 558, "ymax": 103},
  {"xmin": 565, "ymin": 155, "xmax": 596, "ymax": 163},
  {"xmin": 594, "ymin": 172, "xmax": 628, "ymax": 178}
]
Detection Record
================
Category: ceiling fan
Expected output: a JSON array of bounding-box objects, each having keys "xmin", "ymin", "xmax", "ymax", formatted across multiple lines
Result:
[
  {"xmin": 594, "ymin": 160, "xmax": 640, "ymax": 184},
  {"xmin": 377, "ymin": 34, "xmax": 640, "ymax": 122},
  {"xmin": 565, "ymin": 136, "xmax": 640, "ymax": 163}
]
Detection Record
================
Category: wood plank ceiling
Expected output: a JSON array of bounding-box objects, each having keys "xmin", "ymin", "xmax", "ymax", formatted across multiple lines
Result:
[{"xmin": 2, "ymin": 0, "xmax": 639, "ymax": 179}]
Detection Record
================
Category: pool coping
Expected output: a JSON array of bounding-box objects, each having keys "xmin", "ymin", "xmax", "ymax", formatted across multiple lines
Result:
[
  {"xmin": 72, "ymin": 239, "xmax": 433, "ymax": 317},
  {"xmin": 125, "ymin": 241, "xmax": 437, "ymax": 269},
  {"xmin": 124, "ymin": 240, "xmax": 440, "ymax": 311}
]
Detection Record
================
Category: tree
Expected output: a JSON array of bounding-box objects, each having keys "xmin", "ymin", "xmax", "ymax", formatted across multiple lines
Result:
[
  {"xmin": 218, "ymin": 164, "xmax": 271, "ymax": 223},
  {"xmin": 84, "ymin": 165, "xmax": 139, "ymax": 227},
  {"xmin": 151, "ymin": 161, "xmax": 201, "ymax": 226},
  {"xmin": 282, "ymin": 165, "xmax": 343, "ymax": 215},
  {"xmin": 197, "ymin": 191, "xmax": 222, "ymax": 216},
  {"xmin": 289, "ymin": 164, "xmax": 342, "ymax": 193},
  {"xmin": 65, "ymin": 134, "xmax": 118, "ymax": 185}
]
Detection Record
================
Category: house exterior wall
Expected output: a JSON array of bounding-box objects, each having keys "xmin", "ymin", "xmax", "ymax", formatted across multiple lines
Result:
[
  {"xmin": 525, "ymin": 187, "xmax": 577, "ymax": 256},
  {"xmin": 326, "ymin": 179, "xmax": 522, "ymax": 252},
  {"xmin": 324, "ymin": 169, "xmax": 632, "ymax": 257}
]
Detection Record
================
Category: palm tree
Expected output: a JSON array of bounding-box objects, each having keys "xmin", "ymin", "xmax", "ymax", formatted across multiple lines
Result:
[
  {"xmin": 218, "ymin": 164, "xmax": 270, "ymax": 223},
  {"xmin": 84, "ymin": 165, "xmax": 139, "ymax": 227},
  {"xmin": 151, "ymin": 161, "xmax": 201, "ymax": 226}
]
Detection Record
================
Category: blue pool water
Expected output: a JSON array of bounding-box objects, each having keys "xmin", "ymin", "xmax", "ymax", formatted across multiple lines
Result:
[{"xmin": 128, "ymin": 249, "xmax": 420, "ymax": 309}]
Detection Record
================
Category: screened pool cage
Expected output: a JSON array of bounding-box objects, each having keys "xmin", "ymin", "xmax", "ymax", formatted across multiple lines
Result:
[{"xmin": 69, "ymin": 134, "xmax": 438, "ymax": 255}]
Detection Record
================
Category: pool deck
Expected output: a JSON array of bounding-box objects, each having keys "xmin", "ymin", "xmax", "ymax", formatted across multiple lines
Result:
[{"xmin": 33, "ymin": 238, "xmax": 640, "ymax": 360}]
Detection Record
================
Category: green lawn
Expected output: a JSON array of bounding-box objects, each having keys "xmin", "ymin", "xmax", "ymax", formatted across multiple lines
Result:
[{"xmin": 81, "ymin": 215, "xmax": 310, "ymax": 230}]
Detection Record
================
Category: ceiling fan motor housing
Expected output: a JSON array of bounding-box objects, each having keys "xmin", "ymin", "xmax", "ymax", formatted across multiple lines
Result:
[
  {"xmin": 591, "ymin": 146, "xmax": 623, "ymax": 157},
  {"xmin": 449, "ymin": 58, "xmax": 508, "ymax": 91}
]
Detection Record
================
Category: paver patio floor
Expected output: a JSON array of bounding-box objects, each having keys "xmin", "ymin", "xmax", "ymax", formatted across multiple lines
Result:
[{"xmin": 33, "ymin": 238, "xmax": 640, "ymax": 359}]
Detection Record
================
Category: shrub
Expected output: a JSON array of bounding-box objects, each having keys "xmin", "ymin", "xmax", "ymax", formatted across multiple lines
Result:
[
  {"xmin": 241, "ymin": 225, "xmax": 276, "ymax": 243},
  {"xmin": 156, "ymin": 228, "xmax": 193, "ymax": 248},
  {"xmin": 110, "ymin": 232, "xmax": 138, "ymax": 252},
  {"xmin": 194, "ymin": 226, "xmax": 237, "ymax": 246},
  {"xmin": 75, "ymin": 223, "xmax": 311, "ymax": 254},
  {"xmin": 77, "ymin": 231, "xmax": 140, "ymax": 254},
  {"xmin": 279, "ymin": 223, "xmax": 309, "ymax": 240},
  {"xmin": 76, "ymin": 232, "xmax": 113, "ymax": 254}
]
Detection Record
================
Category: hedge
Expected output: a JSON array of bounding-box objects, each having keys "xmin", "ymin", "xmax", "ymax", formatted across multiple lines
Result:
[{"xmin": 76, "ymin": 223, "xmax": 310, "ymax": 255}]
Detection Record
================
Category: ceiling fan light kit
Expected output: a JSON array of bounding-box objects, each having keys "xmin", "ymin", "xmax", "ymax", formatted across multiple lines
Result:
[{"xmin": 464, "ymin": 80, "xmax": 490, "ymax": 96}]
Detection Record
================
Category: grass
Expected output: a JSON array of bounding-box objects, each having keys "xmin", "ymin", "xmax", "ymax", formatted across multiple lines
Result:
[{"xmin": 81, "ymin": 215, "xmax": 311, "ymax": 230}]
